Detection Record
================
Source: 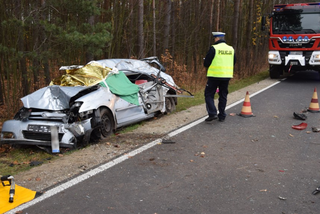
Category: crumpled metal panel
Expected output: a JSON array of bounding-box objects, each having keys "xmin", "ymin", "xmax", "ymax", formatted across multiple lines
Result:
[
  {"xmin": 95, "ymin": 59, "xmax": 176, "ymax": 87},
  {"xmin": 21, "ymin": 85, "xmax": 88, "ymax": 110}
]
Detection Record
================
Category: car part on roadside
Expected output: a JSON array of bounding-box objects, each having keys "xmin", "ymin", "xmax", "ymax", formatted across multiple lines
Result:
[
  {"xmin": 291, "ymin": 122, "xmax": 308, "ymax": 130},
  {"xmin": 312, "ymin": 186, "xmax": 320, "ymax": 195},
  {"xmin": 312, "ymin": 127, "xmax": 320, "ymax": 132},
  {"xmin": 293, "ymin": 112, "xmax": 307, "ymax": 120},
  {"xmin": 161, "ymin": 139, "xmax": 175, "ymax": 144},
  {"xmin": 1, "ymin": 175, "xmax": 15, "ymax": 203},
  {"xmin": 0, "ymin": 57, "xmax": 193, "ymax": 152}
]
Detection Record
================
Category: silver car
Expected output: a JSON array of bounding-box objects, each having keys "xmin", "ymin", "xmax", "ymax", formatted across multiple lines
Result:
[{"xmin": 0, "ymin": 57, "xmax": 193, "ymax": 152}]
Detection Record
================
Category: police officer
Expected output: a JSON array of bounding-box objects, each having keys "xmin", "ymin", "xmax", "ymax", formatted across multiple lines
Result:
[{"xmin": 203, "ymin": 32, "xmax": 236, "ymax": 122}]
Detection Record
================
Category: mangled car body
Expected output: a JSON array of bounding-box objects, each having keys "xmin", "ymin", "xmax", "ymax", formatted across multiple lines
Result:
[{"xmin": 0, "ymin": 57, "xmax": 192, "ymax": 152}]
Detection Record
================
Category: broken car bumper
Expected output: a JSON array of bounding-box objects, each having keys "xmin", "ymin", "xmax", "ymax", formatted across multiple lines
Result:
[{"xmin": 0, "ymin": 118, "xmax": 93, "ymax": 148}]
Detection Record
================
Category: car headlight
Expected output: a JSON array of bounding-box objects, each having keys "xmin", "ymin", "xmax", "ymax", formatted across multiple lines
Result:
[
  {"xmin": 79, "ymin": 110, "xmax": 93, "ymax": 118},
  {"xmin": 70, "ymin": 102, "xmax": 83, "ymax": 113},
  {"xmin": 13, "ymin": 107, "xmax": 31, "ymax": 121}
]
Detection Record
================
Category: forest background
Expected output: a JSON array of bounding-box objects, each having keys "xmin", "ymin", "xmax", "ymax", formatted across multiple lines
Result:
[{"xmin": 0, "ymin": 0, "xmax": 309, "ymax": 123}]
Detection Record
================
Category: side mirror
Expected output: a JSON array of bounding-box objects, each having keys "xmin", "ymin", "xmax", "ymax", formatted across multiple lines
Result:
[{"xmin": 261, "ymin": 16, "xmax": 266, "ymax": 31}]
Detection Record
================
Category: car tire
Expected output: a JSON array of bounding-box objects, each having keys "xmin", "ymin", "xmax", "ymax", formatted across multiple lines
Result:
[
  {"xmin": 91, "ymin": 108, "xmax": 114, "ymax": 141},
  {"xmin": 165, "ymin": 97, "xmax": 176, "ymax": 114}
]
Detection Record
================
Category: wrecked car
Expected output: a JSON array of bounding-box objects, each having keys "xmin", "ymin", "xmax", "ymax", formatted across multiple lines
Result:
[{"xmin": 0, "ymin": 57, "xmax": 193, "ymax": 152}]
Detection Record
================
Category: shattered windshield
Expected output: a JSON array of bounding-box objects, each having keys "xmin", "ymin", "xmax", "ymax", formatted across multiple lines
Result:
[{"xmin": 272, "ymin": 12, "xmax": 320, "ymax": 34}]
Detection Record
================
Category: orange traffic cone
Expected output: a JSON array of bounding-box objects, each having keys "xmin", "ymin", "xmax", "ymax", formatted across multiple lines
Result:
[
  {"xmin": 308, "ymin": 88, "xmax": 320, "ymax": 112},
  {"xmin": 239, "ymin": 91, "xmax": 254, "ymax": 117}
]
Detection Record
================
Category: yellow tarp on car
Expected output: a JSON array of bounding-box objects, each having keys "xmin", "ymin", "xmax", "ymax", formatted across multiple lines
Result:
[
  {"xmin": 50, "ymin": 62, "xmax": 112, "ymax": 86},
  {"xmin": 50, "ymin": 62, "xmax": 140, "ymax": 105}
]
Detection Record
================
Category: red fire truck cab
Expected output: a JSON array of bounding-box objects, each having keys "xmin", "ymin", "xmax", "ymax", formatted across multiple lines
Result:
[{"xmin": 262, "ymin": 3, "xmax": 320, "ymax": 78}]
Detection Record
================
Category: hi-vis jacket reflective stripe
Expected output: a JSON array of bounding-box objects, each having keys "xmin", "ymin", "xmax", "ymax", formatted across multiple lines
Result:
[{"xmin": 207, "ymin": 43, "xmax": 234, "ymax": 78}]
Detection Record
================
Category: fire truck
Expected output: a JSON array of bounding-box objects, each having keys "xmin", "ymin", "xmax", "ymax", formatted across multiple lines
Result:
[{"xmin": 262, "ymin": 3, "xmax": 320, "ymax": 79}]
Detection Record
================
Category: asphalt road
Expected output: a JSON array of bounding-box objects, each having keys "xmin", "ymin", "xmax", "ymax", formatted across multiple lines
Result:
[{"xmin": 11, "ymin": 71, "xmax": 320, "ymax": 214}]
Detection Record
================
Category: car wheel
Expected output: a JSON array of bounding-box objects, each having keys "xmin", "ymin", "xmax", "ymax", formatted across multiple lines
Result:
[
  {"xmin": 165, "ymin": 97, "xmax": 176, "ymax": 114},
  {"xmin": 91, "ymin": 108, "xmax": 114, "ymax": 140}
]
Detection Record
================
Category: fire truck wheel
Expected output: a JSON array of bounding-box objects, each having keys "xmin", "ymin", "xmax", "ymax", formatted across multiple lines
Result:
[{"xmin": 269, "ymin": 65, "xmax": 281, "ymax": 79}]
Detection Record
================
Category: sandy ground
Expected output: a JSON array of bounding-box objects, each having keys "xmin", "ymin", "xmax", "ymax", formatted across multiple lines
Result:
[{"xmin": 13, "ymin": 78, "xmax": 279, "ymax": 192}]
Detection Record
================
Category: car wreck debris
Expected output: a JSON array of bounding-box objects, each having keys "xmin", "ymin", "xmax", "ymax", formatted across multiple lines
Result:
[
  {"xmin": 312, "ymin": 186, "xmax": 320, "ymax": 195},
  {"xmin": 1, "ymin": 175, "xmax": 15, "ymax": 203},
  {"xmin": 0, "ymin": 57, "xmax": 193, "ymax": 152},
  {"xmin": 312, "ymin": 127, "xmax": 320, "ymax": 132},
  {"xmin": 293, "ymin": 112, "xmax": 307, "ymax": 120},
  {"xmin": 291, "ymin": 122, "xmax": 308, "ymax": 130}
]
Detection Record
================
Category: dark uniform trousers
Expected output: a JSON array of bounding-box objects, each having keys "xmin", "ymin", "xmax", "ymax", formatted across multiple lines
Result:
[{"xmin": 204, "ymin": 77, "xmax": 230, "ymax": 120}]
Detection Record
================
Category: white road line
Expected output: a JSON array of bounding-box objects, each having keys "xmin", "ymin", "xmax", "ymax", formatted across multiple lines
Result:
[{"xmin": 6, "ymin": 80, "xmax": 281, "ymax": 214}]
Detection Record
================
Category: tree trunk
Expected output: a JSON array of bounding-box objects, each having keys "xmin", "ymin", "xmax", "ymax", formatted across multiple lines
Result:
[
  {"xmin": 208, "ymin": 0, "xmax": 214, "ymax": 46},
  {"xmin": 163, "ymin": 0, "xmax": 171, "ymax": 54},
  {"xmin": 216, "ymin": 0, "xmax": 220, "ymax": 31},
  {"xmin": 127, "ymin": 0, "xmax": 134, "ymax": 57},
  {"xmin": 0, "ymin": 62, "xmax": 3, "ymax": 105},
  {"xmin": 32, "ymin": 2, "xmax": 40, "ymax": 91},
  {"xmin": 232, "ymin": 0, "xmax": 240, "ymax": 52},
  {"xmin": 171, "ymin": 1, "xmax": 176, "ymax": 59},
  {"xmin": 246, "ymin": 0, "xmax": 254, "ymax": 68},
  {"xmin": 40, "ymin": 0, "xmax": 50, "ymax": 85},
  {"xmin": 152, "ymin": 0, "xmax": 156, "ymax": 56},
  {"xmin": 86, "ymin": 15, "xmax": 95, "ymax": 62},
  {"xmin": 138, "ymin": 0, "xmax": 144, "ymax": 58},
  {"xmin": 17, "ymin": 0, "xmax": 29, "ymax": 96}
]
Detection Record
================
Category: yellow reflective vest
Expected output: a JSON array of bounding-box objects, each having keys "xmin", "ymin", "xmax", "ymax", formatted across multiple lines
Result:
[{"xmin": 207, "ymin": 43, "xmax": 234, "ymax": 78}]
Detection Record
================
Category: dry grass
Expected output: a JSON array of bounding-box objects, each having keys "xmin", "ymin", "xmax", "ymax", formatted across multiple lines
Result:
[{"xmin": 161, "ymin": 50, "xmax": 207, "ymax": 93}]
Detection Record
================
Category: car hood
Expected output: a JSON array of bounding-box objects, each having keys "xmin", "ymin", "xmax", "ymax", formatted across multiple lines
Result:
[{"xmin": 21, "ymin": 85, "xmax": 92, "ymax": 110}]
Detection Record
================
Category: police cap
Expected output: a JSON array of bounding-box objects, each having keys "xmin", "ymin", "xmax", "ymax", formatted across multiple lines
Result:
[{"xmin": 212, "ymin": 32, "xmax": 225, "ymax": 37}]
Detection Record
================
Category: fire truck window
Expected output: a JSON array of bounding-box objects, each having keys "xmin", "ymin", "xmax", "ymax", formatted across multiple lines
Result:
[{"xmin": 273, "ymin": 13, "xmax": 320, "ymax": 34}]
